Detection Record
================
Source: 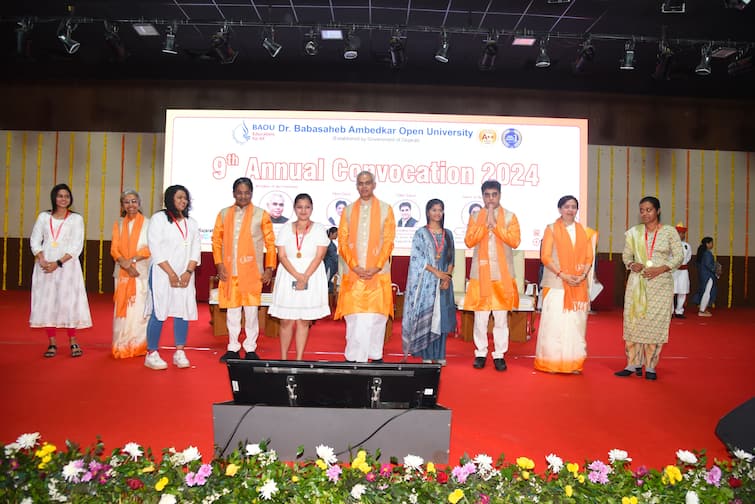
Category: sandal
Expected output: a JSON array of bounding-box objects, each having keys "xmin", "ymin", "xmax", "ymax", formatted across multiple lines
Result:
[
  {"xmin": 70, "ymin": 343, "xmax": 83, "ymax": 358},
  {"xmin": 44, "ymin": 345, "xmax": 57, "ymax": 358}
]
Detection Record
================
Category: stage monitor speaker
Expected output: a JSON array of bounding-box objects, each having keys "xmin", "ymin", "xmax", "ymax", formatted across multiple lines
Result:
[{"xmin": 715, "ymin": 397, "xmax": 755, "ymax": 452}]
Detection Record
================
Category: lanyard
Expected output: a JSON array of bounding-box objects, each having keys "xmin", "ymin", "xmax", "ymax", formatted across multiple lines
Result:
[
  {"xmin": 49, "ymin": 210, "xmax": 70, "ymax": 246},
  {"xmin": 295, "ymin": 221, "xmax": 311, "ymax": 258},
  {"xmin": 429, "ymin": 226, "xmax": 445, "ymax": 260},
  {"xmin": 645, "ymin": 225, "xmax": 659, "ymax": 262},
  {"xmin": 168, "ymin": 212, "xmax": 188, "ymax": 242}
]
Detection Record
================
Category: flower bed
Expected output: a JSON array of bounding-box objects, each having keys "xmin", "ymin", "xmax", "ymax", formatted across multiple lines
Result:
[{"xmin": 2, "ymin": 433, "xmax": 753, "ymax": 503}]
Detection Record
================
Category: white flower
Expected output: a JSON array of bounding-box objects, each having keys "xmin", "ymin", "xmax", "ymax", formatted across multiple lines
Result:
[
  {"xmin": 545, "ymin": 453, "xmax": 564, "ymax": 473},
  {"xmin": 20, "ymin": 498, "xmax": 33, "ymax": 504},
  {"xmin": 403, "ymin": 454, "xmax": 424, "ymax": 470},
  {"xmin": 158, "ymin": 495, "xmax": 177, "ymax": 504},
  {"xmin": 676, "ymin": 450, "xmax": 698, "ymax": 465},
  {"xmin": 260, "ymin": 450, "xmax": 277, "ymax": 467},
  {"xmin": 181, "ymin": 446, "xmax": 202, "ymax": 463},
  {"xmin": 16, "ymin": 432, "xmax": 41, "ymax": 449},
  {"xmin": 350, "ymin": 483, "xmax": 367, "ymax": 500},
  {"xmin": 473, "ymin": 454, "xmax": 494, "ymax": 471},
  {"xmin": 409, "ymin": 490, "xmax": 418, "ymax": 504},
  {"xmin": 608, "ymin": 449, "xmax": 632, "ymax": 463},
  {"xmin": 316, "ymin": 444, "xmax": 337, "ymax": 465},
  {"xmin": 246, "ymin": 443, "xmax": 262, "ymax": 456},
  {"xmin": 259, "ymin": 479, "xmax": 279, "ymax": 500},
  {"xmin": 685, "ymin": 490, "xmax": 700, "ymax": 504},
  {"xmin": 4, "ymin": 442, "xmax": 20, "ymax": 456},
  {"xmin": 733, "ymin": 449, "xmax": 754, "ymax": 462},
  {"xmin": 61, "ymin": 461, "xmax": 85, "ymax": 483},
  {"xmin": 122, "ymin": 442, "xmax": 143, "ymax": 461}
]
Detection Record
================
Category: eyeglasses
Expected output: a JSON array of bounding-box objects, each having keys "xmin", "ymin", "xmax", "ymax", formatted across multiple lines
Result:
[{"xmin": 122, "ymin": 199, "xmax": 139, "ymax": 204}]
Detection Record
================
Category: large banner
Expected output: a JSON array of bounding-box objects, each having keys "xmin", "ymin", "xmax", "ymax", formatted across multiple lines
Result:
[{"xmin": 165, "ymin": 110, "xmax": 587, "ymax": 254}]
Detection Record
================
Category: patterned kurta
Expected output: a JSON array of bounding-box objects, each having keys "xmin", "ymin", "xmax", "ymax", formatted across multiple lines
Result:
[{"xmin": 622, "ymin": 224, "xmax": 684, "ymax": 344}]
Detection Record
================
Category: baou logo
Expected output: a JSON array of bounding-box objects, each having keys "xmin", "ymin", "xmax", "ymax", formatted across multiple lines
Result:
[{"xmin": 502, "ymin": 128, "xmax": 522, "ymax": 148}]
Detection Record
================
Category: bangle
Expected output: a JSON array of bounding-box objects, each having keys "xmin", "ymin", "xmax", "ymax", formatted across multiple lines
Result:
[
  {"xmin": 185, "ymin": 270, "xmax": 194, "ymax": 275},
  {"xmin": 56, "ymin": 259, "xmax": 63, "ymax": 268}
]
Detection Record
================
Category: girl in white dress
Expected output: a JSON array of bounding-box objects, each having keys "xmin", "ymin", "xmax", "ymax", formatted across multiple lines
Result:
[
  {"xmin": 144, "ymin": 185, "xmax": 201, "ymax": 370},
  {"xmin": 30, "ymin": 183, "xmax": 92, "ymax": 358},
  {"xmin": 269, "ymin": 193, "xmax": 330, "ymax": 359}
]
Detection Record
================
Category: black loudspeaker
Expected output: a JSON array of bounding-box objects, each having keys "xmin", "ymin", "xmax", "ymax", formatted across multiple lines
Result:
[{"xmin": 715, "ymin": 397, "xmax": 755, "ymax": 452}]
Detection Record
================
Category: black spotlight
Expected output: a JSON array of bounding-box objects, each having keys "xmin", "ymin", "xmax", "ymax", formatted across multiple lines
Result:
[{"xmin": 478, "ymin": 39, "xmax": 498, "ymax": 71}]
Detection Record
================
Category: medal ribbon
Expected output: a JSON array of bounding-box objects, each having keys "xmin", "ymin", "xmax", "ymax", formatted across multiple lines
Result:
[
  {"xmin": 645, "ymin": 225, "xmax": 659, "ymax": 263},
  {"xmin": 49, "ymin": 210, "xmax": 70, "ymax": 243},
  {"xmin": 295, "ymin": 221, "xmax": 311, "ymax": 256},
  {"xmin": 168, "ymin": 211, "xmax": 188, "ymax": 242},
  {"xmin": 429, "ymin": 226, "xmax": 444, "ymax": 260}
]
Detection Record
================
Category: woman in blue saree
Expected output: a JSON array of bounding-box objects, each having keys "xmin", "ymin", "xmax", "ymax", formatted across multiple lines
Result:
[
  {"xmin": 691, "ymin": 236, "xmax": 717, "ymax": 317},
  {"xmin": 401, "ymin": 199, "xmax": 457, "ymax": 364}
]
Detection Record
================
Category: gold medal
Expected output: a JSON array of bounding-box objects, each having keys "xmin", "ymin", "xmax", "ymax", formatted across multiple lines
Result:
[
  {"xmin": 436, "ymin": 254, "xmax": 441, "ymax": 260},
  {"xmin": 51, "ymin": 241, "xmax": 59, "ymax": 248},
  {"xmin": 646, "ymin": 260, "xmax": 653, "ymax": 267},
  {"xmin": 296, "ymin": 252, "xmax": 302, "ymax": 258}
]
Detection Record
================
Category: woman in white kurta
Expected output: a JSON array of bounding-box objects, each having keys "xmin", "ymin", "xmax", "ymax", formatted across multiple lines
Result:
[
  {"xmin": 30, "ymin": 183, "xmax": 92, "ymax": 358},
  {"xmin": 144, "ymin": 185, "xmax": 201, "ymax": 370},
  {"xmin": 110, "ymin": 189, "xmax": 150, "ymax": 358},
  {"xmin": 269, "ymin": 193, "xmax": 330, "ymax": 359}
]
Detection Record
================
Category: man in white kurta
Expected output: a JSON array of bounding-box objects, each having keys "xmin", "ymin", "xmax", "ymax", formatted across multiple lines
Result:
[{"xmin": 672, "ymin": 223, "xmax": 692, "ymax": 318}]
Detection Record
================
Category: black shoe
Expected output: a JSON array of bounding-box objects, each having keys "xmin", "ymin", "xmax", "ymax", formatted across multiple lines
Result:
[
  {"xmin": 493, "ymin": 358, "xmax": 507, "ymax": 372},
  {"xmin": 371, "ymin": 358, "xmax": 384, "ymax": 364},
  {"xmin": 473, "ymin": 357, "xmax": 486, "ymax": 369},
  {"xmin": 675, "ymin": 313, "xmax": 686, "ymax": 319},
  {"xmin": 614, "ymin": 369, "xmax": 634, "ymax": 377},
  {"xmin": 635, "ymin": 368, "xmax": 643, "ymax": 376},
  {"xmin": 219, "ymin": 350, "xmax": 240, "ymax": 363},
  {"xmin": 645, "ymin": 371, "xmax": 657, "ymax": 381},
  {"xmin": 244, "ymin": 351, "xmax": 260, "ymax": 360}
]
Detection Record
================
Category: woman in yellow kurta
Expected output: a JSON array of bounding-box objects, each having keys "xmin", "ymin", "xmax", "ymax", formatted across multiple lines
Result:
[
  {"xmin": 110, "ymin": 189, "xmax": 150, "ymax": 358},
  {"xmin": 535, "ymin": 195, "xmax": 593, "ymax": 374}
]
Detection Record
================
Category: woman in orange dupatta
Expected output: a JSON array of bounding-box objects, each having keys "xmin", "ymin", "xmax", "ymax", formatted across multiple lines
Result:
[
  {"xmin": 535, "ymin": 195, "xmax": 593, "ymax": 374},
  {"xmin": 110, "ymin": 189, "xmax": 151, "ymax": 358}
]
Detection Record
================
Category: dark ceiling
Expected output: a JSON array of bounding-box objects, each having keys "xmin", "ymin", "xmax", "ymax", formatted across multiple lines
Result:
[{"xmin": 1, "ymin": 1, "xmax": 754, "ymax": 100}]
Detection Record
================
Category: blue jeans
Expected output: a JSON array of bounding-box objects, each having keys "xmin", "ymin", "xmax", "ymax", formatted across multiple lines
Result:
[{"xmin": 146, "ymin": 269, "xmax": 188, "ymax": 351}]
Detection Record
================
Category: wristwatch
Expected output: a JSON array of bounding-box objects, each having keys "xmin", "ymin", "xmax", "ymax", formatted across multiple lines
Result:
[{"xmin": 56, "ymin": 259, "xmax": 63, "ymax": 268}]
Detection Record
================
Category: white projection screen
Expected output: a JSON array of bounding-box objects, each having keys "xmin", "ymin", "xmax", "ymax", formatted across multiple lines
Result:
[{"xmin": 164, "ymin": 110, "xmax": 588, "ymax": 255}]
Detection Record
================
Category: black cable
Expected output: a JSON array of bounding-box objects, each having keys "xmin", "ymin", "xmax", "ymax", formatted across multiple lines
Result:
[
  {"xmin": 334, "ymin": 409, "xmax": 411, "ymax": 457},
  {"xmin": 217, "ymin": 404, "xmax": 256, "ymax": 456}
]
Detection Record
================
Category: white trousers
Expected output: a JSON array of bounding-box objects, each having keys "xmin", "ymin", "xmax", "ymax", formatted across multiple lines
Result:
[
  {"xmin": 344, "ymin": 313, "xmax": 387, "ymax": 362},
  {"xmin": 675, "ymin": 294, "xmax": 687, "ymax": 315},
  {"xmin": 226, "ymin": 306, "xmax": 260, "ymax": 352},
  {"xmin": 473, "ymin": 310, "xmax": 509, "ymax": 359},
  {"xmin": 699, "ymin": 279, "xmax": 713, "ymax": 312}
]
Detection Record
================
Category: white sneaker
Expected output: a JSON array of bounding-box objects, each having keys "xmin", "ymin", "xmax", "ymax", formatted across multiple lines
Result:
[
  {"xmin": 173, "ymin": 349, "xmax": 190, "ymax": 368},
  {"xmin": 144, "ymin": 351, "xmax": 168, "ymax": 370}
]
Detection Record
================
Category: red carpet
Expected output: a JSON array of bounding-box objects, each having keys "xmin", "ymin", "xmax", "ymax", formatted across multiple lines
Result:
[{"xmin": 1, "ymin": 290, "xmax": 753, "ymax": 470}]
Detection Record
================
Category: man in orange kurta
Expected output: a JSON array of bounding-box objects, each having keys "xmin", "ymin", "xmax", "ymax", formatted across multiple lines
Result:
[
  {"xmin": 464, "ymin": 180, "xmax": 521, "ymax": 371},
  {"xmin": 335, "ymin": 171, "xmax": 395, "ymax": 362},
  {"xmin": 212, "ymin": 177, "xmax": 277, "ymax": 361}
]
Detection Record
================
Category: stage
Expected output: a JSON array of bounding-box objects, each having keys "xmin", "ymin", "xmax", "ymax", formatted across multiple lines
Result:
[{"xmin": 1, "ymin": 290, "xmax": 753, "ymax": 469}]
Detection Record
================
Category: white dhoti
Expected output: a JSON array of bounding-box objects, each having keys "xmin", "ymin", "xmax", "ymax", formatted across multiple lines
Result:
[
  {"xmin": 473, "ymin": 310, "xmax": 509, "ymax": 359},
  {"xmin": 226, "ymin": 306, "xmax": 260, "ymax": 352},
  {"xmin": 344, "ymin": 313, "xmax": 388, "ymax": 362}
]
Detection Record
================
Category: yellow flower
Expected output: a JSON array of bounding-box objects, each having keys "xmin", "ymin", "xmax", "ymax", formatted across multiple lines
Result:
[
  {"xmin": 316, "ymin": 459, "xmax": 327, "ymax": 470},
  {"xmin": 356, "ymin": 450, "xmax": 367, "ymax": 461},
  {"xmin": 516, "ymin": 457, "xmax": 535, "ymax": 470},
  {"xmin": 566, "ymin": 462, "xmax": 579, "ymax": 475},
  {"xmin": 578, "ymin": 475, "xmax": 585, "ymax": 484},
  {"xmin": 357, "ymin": 461, "xmax": 371, "ymax": 474},
  {"xmin": 522, "ymin": 470, "xmax": 530, "ymax": 480},
  {"xmin": 35, "ymin": 443, "xmax": 56, "ymax": 458},
  {"xmin": 448, "ymin": 489, "xmax": 464, "ymax": 504},
  {"xmin": 141, "ymin": 464, "xmax": 155, "ymax": 473},
  {"xmin": 622, "ymin": 497, "xmax": 638, "ymax": 504},
  {"xmin": 426, "ymin": 462, "xmax": 436, "ymax": 474},
  {"xmin": 565, "ymin": 485, "xmax": 573, "ymax": 497},
  {"xmin": 292, "ymin": 475, "xmax": 299, "ymax": 482},
  {"xmin": 663, "ymin": 465, "xmax": 682, "ymax": 485},
  {"xmin": 225, "ymin": 463, "xmax": 240, "ymax": 476},
  {"xmin": 37, "ymin": 454, "xmax": 52, "ymax": 469},
  {"xmin": 155, "ymin": 477, "xmax": 169, "ymax": 491}
]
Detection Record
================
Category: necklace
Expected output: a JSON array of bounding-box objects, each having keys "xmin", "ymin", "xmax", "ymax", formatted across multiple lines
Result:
[
  {"xmin": 428, "ymin": 226, "xmax": 444, "ymax": 260},
  {"xmin": 295, "ymin": 221, "xmax": 311, "ymax": 258},
  {"xmin": 49, "ymin": 210, "xmax": 70, "ymax": 248}
]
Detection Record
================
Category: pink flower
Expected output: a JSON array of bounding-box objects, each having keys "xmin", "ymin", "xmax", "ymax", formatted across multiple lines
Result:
[
  {"xmin": 126, "ymin": 478, "xmax": 143, "ymax": 490},
  {"xmin": 379, "ymin": 464, "xmax": 392, "ymax": 477},
  {"xmin": 197, "ymin": 463, "xmax": 212, "ymax": 479},
  {"xmin": 705, "ymin": 465, "xmax": 721, "ymax": 487},
  {"xmin": 365, "ymin": 472, "xmax": 376, "ymax": 482},
  {"xmin": 326, "ymin": 464, "xmax": 342, "ymax": 483},
  {"xmin": 633, "ymin": 465, "xmax": 649, "ymax": 478},
  {"xmin": 478, "ymin": 494, "xmax": 490, "ymax": 504}
]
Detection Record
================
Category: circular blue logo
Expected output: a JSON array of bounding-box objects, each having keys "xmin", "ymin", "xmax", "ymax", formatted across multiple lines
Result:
[{"xmin": 502, "ymin": 128, "xmax": 522, "ymax": 148}]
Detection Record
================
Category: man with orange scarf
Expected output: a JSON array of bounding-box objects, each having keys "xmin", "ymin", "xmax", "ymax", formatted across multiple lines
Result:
[
  {"xmin": 213, "ymin": 178, "xmax": 277, "ymax": 362},
  {"xmin": 335, "ymin": 171, "xmax": 396, "ymax": 363},
  {"xmin": 464, "ymin": 180, "xmax": 521, "ymax": 371}
]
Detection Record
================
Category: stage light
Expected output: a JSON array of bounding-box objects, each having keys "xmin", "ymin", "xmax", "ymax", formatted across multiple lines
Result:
[
  {"xmin": 304, "ymin": 34, "xmax": 319, "ymax": 56},
  {"xmin": 343, "ymin": 32, "xmax": 359, "ymax": 60},
  {"xmin": 132, "ymin": 23, "xmax": 160, "ymax": 36},
  {"xmin": 434, "ymin": 33, "xmax": 449, "ymax": 63},
  {"xmin": 620, "ymin": 39, "xmax": 636, "ymax": 70},
  {"xmin": 478, "ymin": 37, "xmax": 498, "ymax": 71},
  {"xmin": 162, "ymin": 23, "xmax": 178, "ymax": 55},
  {"xmin": 723, "ymin": 0, "xmax": 751, "ymax": 10},
  {"xmin": 57, "ymin": 19, "xmax": 80, "ymax": 55},
  {"xmin": 104, "ymin": 21, "xmax": 127, "ymax": 62},
  {"xmin": 15, "ymin": 18, "xmax": 32, "ymax": 57},
  {"xmin": 212, "ymin": 26, "xmax": 237, "ymax": 64},
  {"xmin": 320, "ymin": 29, "xmax": 343, "ymax": 40},
  {"xmin": 535, "ymin": 38, "xmax": 550, "ymax": 68},
  {"xmin": 262, "ymin": 28, "xmax": 282, "ymax": 58},
  {"xmin": 727, "ymin": 50, "xmax": 752, "ymax": 76},
  {"xmin": 661, "ymin": 0, "xmax": 686, "ymax": 13},
  {"xmin": 573, "ymin": 37, "xmax": 594, "ymax": 73},
  {"xmin": 695, "ymin": 44, "xmax": 712, "ymax": 76},
  {"xmin": 389, "ymin": 34, "xmax": 407, "ymax": 69},
  {"xmin": 652, "ymin": 40, "xmax": 674, "ymax": 80}
]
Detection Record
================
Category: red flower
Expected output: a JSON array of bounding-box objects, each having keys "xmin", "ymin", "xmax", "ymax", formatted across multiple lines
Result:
[
  {"xmin": 126, "ymin": 478, "xmax": 144, "ymax": 490},
  {"xmin": 729, "ymin": 477, "xmax": 742, "ymax": 488},
  {"xmin": 436, "ymin": 471, "xmax": 448, "ymax": 484}
]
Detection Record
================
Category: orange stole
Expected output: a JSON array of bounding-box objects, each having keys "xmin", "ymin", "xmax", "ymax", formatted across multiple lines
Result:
[{"xmin": 111, "ymin": 214, "xmax": 148, "ymax": 318}]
